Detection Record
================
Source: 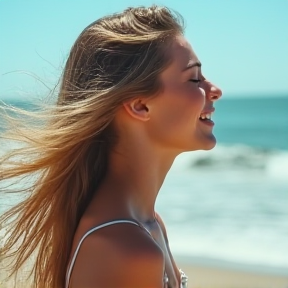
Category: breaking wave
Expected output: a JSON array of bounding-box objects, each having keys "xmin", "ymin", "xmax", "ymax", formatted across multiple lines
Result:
[{"xmin": 173, "ymin": 144, "xmax": 288, "ymax": 179}]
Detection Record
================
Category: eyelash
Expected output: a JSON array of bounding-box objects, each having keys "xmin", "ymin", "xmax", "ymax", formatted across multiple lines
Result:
[{"xmin": 189, "ymin": 79, "xmax": 201, "ymax": 83}]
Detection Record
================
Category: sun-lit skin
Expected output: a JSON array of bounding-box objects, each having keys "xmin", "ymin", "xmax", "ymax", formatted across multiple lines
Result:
[
  {"xmin": 144, "ymin": 35, "xmax": 222, "ymax": 153},
  {"xmin": 69, "ymin": 35, "xmax": 222, "ymax": 288},
  {"xmin": 117, "ymin": 34, "xmax": 222, "ymax": 156}
]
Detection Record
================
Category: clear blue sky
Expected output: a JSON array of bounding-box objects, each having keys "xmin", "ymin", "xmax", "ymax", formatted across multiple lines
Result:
[{"xmin": 0, "ymin": 0, "xmax": 288, "ymax": 99}]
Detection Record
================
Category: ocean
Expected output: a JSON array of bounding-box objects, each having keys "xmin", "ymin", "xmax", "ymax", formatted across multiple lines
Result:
[{"xmin": 1, "ymin": 95, "xmax": 288, "ymax": 275}]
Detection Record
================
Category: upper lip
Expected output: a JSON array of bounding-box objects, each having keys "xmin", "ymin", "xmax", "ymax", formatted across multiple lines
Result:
[{"xmin": 199, "ymin": 107, "xmax": 215, "ymax": 116}]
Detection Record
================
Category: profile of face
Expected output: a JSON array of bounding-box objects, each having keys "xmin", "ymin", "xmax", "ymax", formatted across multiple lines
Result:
[{"xmin": 142, "ymin": 35, "xmax": 222, "ymax": 153}]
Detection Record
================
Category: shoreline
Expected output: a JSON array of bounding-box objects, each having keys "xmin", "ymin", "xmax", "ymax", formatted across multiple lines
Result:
[
  {"xmin": 175, "ymin": 254, "xmax": 288, "ymax": 277},
  {"xmin": 175, "ymin": 255, "xmax": 288, "ymax": 288},
  {"xmin": 178, "ymin": 263, "xmax": 288, "ymax": 288}
]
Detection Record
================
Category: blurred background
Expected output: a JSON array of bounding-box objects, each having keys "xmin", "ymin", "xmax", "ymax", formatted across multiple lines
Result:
[{"xmin": 1, "ymin": 0, "xmax": 288, "ymax": 285}]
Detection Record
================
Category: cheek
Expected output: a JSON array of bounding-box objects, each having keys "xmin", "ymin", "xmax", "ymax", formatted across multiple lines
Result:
[
  {"xmin": 160, "ymin": 104, "xmax": 192, "ymax": 128},
  {"xmin": 150, "ymin": 87, "xmax": 204, "ymax": 135},
  {"xmin": 161, "ymin": 88, "xmax": 204, "ymax": 126}
]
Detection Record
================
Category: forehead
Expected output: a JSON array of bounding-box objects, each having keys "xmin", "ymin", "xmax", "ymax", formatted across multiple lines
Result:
[{"xmin": 165, "ymin": 35, "xmax": 199, "ymax": 71}]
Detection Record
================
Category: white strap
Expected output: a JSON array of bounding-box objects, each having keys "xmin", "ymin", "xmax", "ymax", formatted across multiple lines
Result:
[{"xmin": 65, "ymin": 220, "xmax": 140, "ymax": 288}]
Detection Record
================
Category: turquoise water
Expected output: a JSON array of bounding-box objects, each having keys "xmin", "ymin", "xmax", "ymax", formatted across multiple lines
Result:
[
  {"xmin": 213, "ymin": 96, "xmax": 288, "ymax": 150},
  {"xmin": 1, "ymin": 95, "xmax": 288, "ymax": 273}
]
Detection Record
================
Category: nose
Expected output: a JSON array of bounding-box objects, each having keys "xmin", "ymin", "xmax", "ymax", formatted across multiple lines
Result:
[{"xmin": 205, "ymin": 81, "xmax": 222, "ymax": 101}]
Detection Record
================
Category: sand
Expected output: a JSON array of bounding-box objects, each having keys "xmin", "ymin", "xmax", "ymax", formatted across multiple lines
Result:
[{"xmin": 178, "ymin": 262, "xmax": 288, "ymax": 288}]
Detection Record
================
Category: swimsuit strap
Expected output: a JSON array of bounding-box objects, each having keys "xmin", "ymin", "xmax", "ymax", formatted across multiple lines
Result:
[{"xmin": 65, "ymin": 219, "xmax": 144, "ymax": 288}]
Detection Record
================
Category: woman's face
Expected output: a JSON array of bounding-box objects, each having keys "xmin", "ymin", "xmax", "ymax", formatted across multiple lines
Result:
[{"xmin": 146, "ymin": 35, "xmax": 222, "ymax": 153}]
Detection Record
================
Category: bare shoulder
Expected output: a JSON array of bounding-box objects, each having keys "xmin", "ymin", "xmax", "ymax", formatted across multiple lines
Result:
[{"xmin": 69, "ymin": 222, "xmax": 165, "ymax": 288}]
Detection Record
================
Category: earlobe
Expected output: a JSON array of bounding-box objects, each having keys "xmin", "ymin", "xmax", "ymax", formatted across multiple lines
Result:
[{"xmin": 123, "ymin": 99, "xmax": 150, "ymax": 121}]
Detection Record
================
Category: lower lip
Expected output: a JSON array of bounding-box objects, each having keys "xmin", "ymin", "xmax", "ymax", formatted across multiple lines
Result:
[{"xmin": 199, "ymin": 119, "xmax": 214, "ymax": 127}]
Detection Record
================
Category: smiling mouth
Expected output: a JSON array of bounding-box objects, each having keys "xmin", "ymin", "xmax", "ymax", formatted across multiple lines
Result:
[
  {"xmin": 198, "ymin": 109, "xmax": 215, "ymax": 125},
  {"xmin": 199, "ymin": 112, "xmax": 212, "ymax": 121}
]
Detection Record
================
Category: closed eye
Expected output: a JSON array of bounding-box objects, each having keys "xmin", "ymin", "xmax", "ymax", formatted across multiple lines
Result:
[{"xmin": 189, "ymin": 79, "xmax": 201, "ymax": 83}]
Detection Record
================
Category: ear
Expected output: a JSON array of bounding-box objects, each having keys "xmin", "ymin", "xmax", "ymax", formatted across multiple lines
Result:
[{"xmin": 122, "ymin": 98, "xmax": 150, "ymax": 121}]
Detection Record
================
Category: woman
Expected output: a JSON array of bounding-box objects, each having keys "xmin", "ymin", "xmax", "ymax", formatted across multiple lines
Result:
[{"xmin": 0, "ymin": 5, "xmax": 222, "ymax": 288}]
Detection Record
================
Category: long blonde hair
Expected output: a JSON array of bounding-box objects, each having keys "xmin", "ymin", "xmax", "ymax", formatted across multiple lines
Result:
[{"xmin": 0, "ymin": 6, "xmax": 183, "ymax": 288}]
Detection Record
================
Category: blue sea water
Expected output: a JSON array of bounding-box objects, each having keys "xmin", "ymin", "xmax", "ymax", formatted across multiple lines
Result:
[
  {"xmin": 1, "ymin": 95, "xmax": 288, "ymax": 274},
  {"xmin": 213, "ymin": 96, "xmax": 288, "ymax": 150}
]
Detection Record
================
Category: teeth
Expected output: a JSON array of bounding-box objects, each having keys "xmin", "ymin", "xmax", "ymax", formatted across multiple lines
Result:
[{"xmin": 200, "ymin": 113, "xmax": 212, "ymax": 120}]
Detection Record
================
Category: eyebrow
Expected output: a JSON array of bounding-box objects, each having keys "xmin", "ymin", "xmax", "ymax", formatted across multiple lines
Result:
[{"xmin": 182, "ymin": 61, "xmax": 202, "ymax": 71}]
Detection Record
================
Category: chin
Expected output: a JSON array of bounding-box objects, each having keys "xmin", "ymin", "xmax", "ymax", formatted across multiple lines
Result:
[
  {"xmin": 177, "ymin": 134, "xmax": 217, "ymax": 153},
  {"xmin": 203, "ymin": 136, "xmax": 217, "ymax": 150},
  {"xmin": 196, "ymin": 135, "xmax": 217, "ymax": 151},
  {"xmin": 202, "ymin": 142, "xmax": 216, "ymax": 151}
]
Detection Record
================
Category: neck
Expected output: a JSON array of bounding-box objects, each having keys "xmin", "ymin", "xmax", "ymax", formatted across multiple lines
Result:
[{"xmin": 99, "ymin": 133, "xmax": 177, "ymax": 223}]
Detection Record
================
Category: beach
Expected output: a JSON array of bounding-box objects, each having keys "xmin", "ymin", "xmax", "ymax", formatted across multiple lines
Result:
[{"xmin": 178, "ymin": 261, "xmax": 288, "ymax": 288}]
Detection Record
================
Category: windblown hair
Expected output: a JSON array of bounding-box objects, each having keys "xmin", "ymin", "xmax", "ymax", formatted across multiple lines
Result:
[{"xmin": 0, "ymin": 6, "xmax": 183, "ymax": 288}]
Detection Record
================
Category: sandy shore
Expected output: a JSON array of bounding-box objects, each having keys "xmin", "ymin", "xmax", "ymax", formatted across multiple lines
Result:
[{"xmin": 178, "ymin": 262, "xmax": 288, "ymax": 288}]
